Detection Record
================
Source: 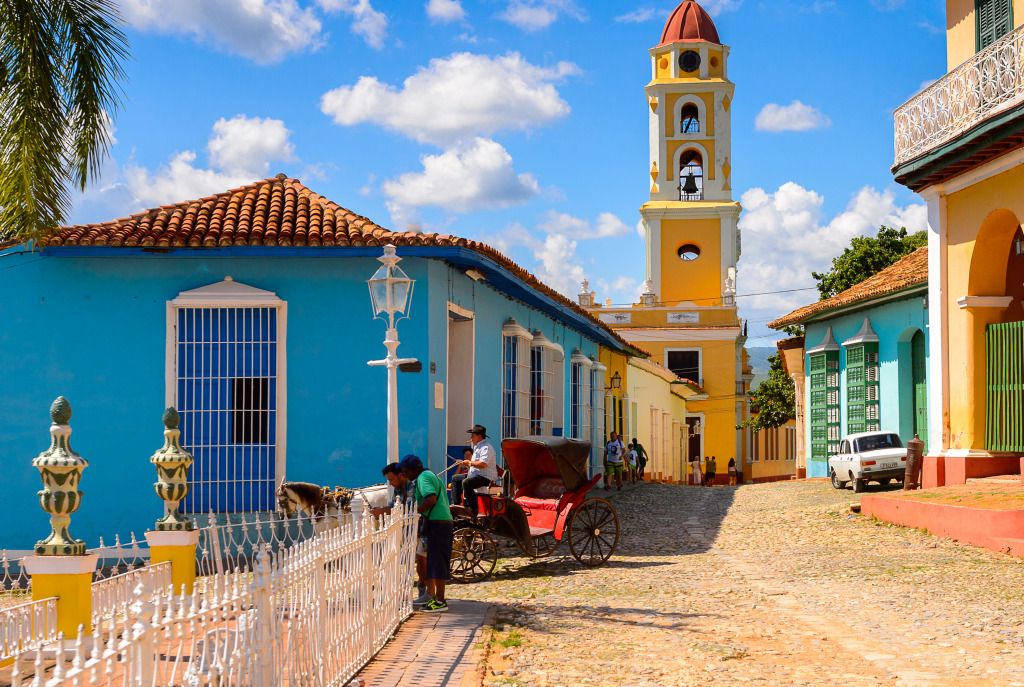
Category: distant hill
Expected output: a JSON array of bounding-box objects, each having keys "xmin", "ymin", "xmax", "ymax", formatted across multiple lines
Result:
[{"xmin": 745, "ymin": 346, "xmax": 777, "ymax": 390}]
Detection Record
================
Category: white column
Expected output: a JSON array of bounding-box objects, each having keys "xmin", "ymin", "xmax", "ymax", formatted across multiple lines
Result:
[{"xmin": 923, "ymin": 185, "xmax": 948, "ymax": 454}]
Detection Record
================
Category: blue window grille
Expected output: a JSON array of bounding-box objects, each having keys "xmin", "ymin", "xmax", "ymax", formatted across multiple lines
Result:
[{"xmin": 176, "ymin": 307, "xmax": 278, "ymax": 513}]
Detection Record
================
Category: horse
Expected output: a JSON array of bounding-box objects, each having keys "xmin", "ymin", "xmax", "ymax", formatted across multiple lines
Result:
[{"xmin": 277, "ymin": 481, "xmax": 393, "ymax": 531}]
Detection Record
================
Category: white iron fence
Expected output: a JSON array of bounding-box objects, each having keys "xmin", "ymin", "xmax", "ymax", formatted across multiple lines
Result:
[
  {"xmin": 91, "ymin": 561, "xmax": 172, "ymax": 633},
  {"xmin": 894, "ymin": 22, "xmax": 1024, "ymax": 165},
  {"xmin": 11, "ymin": 503, "xmax": 418, "ymax": 686},
  {"xmin": 0, "ymin": 597, "xmax": 57, "ymax": 664}
]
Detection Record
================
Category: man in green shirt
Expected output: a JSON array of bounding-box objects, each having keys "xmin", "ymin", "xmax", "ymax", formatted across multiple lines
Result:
[{"xmin": 399, "ymin": 454, "xmax": 453, "ymax": 612}]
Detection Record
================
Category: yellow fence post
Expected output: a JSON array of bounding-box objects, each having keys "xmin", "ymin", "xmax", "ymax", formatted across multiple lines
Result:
[
  {"xmin": 144, "ymin": 407, "xmax": 198, "ymax": 595},
  {"xmin": 23, "ymin": 397, "xmax": 97, "ymax": 637}
]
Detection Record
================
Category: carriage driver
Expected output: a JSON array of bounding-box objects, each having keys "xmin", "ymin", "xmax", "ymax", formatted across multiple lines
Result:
[{"xmin": 451, "ymin": 424, "xmax": 499, "ymax": 517}]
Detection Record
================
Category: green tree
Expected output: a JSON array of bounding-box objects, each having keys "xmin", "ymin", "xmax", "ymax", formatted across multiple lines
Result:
[
  {"xmin": 0, "ymin": 0, "xmax": 129, "ymax": 243},
  {"xmin": 737, "ymin": 354, "xmax": 795, "ymax": 432},
  {"xmin": 811, "ymin": 226, "xmax": 926, "ymax": 300}
]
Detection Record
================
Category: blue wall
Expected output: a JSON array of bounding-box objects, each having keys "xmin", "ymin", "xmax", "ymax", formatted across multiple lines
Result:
[
  {"xmin": 0, "ymin": 247, "xmax": 602, "ymax": 548},
  {"xmin": 803, "ymin": 293, "xmax": 929, "ymax": 478}
]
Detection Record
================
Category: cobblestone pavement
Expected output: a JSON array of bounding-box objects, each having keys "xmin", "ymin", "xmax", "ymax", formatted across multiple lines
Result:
[{"xmin": 453, "ymin": 481, "xmax": 1024, "ymax": 686}]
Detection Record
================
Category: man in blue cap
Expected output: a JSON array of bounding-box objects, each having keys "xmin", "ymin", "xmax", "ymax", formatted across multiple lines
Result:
[{"xmin": 399, "ymin": 454, "xmax": 453, "ymax": 612}]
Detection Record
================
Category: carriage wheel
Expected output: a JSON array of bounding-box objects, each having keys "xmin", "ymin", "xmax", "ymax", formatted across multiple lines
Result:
[
  {"xmin": 568, "ymin": 498, "xmax": 619, "ymax": 567},
  {"xmin": 516, "ymin": 531, "xmax": 560, "ymax": 559},
  {"xmin": 450, "ymin": 528, "xmax": 498, "ymax": 583}
]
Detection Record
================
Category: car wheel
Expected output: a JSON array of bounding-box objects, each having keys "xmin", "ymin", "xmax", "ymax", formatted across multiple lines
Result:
[
  {"xmin": 853, "ymin": 477, "xmax": 865, "ymax": 493},
  {"xmin": 830, "ymin": 470, "xmax": 846, "ymax": 490},
  {"xmin": 879, "ymin": 478, "xmax": 892, "ymax": 486}
]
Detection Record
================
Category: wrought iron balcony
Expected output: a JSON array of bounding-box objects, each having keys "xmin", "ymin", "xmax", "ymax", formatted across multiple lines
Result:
[{"xmin": 894, "ymin": 23, "xmax": 1024, "ymax": 167}]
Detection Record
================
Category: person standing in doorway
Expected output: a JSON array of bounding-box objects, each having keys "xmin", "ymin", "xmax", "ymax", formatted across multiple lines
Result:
[
  {"xmin": 728, "ymin": 457, "xmax": 738, "ymax": 486},
  {"xmin": 399, "ymin": 454, "xmax": 453, "ymax": 613},
  {"xmin": 450, "ymin": 424, "xmax": 498, "ymax": 517},
  {"xmin": 604, "ymin": 431, "xmax": 626, "ymax": 490},
  {"xmin": 632, "ymin": 438, "xmax": 649, "ymax": 480}
]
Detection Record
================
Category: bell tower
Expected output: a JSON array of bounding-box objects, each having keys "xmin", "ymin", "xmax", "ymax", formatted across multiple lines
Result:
[{"xmin": 641, "ymin": 0, "xmax": 741, "ymax": 306}]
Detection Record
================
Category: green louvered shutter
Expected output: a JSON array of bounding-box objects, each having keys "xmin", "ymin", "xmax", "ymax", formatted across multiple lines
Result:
[{"xmin": 977, "ymin": 0, "xmax": 1014, "ymax": 51}]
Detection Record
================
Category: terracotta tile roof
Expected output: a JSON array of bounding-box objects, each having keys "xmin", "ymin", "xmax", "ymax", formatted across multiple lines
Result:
[
  {"xmin": 769, "ymin": 247, "xmax": 928, "ymax": 329},
  {"xmin": 44, "ymin": 174, "xmax": 646, "ymax": 356}
]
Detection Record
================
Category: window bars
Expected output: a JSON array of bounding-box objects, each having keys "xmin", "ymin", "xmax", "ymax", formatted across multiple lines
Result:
[
  {"xmin": 501, "ymin": 320, "xmax": 533, "ymax": 440},
  {"xmin": 174, "ymin": 307, "xmax": 280, "ymax": 513}
]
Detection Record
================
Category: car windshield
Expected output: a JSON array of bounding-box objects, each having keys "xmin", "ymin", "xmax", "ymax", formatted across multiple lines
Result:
[{"xmin": 855, "ymin": 434, "xmax": 903, "ymax": 452}]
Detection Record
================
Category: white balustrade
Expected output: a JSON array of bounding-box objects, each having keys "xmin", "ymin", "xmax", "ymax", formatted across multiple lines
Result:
[
  {"xmin": 10, "ymin": 503, "xmax": 419, "ymax": 686},
  {"xmin": 0, "ymin": 597, "xmax": 57, "ymax": 663},
  {"xmin": 894, "ymin": 23, "xmax": 1024, "ymax": 166}
]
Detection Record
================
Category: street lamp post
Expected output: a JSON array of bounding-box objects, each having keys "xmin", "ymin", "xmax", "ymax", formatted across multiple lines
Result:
[{"xmin": 367, "ymin": 245, "xmax": 418, "ymax": 470}]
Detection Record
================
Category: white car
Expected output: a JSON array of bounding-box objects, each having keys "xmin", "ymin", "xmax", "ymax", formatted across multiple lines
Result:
[{"xmin": 828, "ymin": 431, "xmax": 907, "ymax": 493}]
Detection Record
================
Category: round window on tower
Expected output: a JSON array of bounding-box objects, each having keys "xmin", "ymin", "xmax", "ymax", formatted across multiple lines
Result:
[
  {"xmin": 678, "ymin": 50, "xmax": 701, "ymax": 73},
  {"xmin": 677, "ymin": 244, "xmax": 701, "ymax": 261}
]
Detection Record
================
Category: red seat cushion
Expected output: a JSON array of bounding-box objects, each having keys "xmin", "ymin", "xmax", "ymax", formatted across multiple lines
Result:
[{"xmin": 515, "ymin": 497, "xmax": 560, "ymax": 512}]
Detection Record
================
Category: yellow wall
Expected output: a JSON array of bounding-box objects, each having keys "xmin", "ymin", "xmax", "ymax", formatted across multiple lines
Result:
[
  {"xmin": 638, "ymin": 338, "xmax": 740, "ymax": 471},
  {"xmin": 941, "ymin": 162, "xmax": 1024, "ymax": 451},
  {"xmin": 661, "ymin": 217, "xmax": 723, "ymax": 304},
  {"xmin": 655, "ymin": 50, "xmax": 672, "ymax": 79},
  {"xmin": 748, "ymin": 421, "xmax": 798, "ymax": 482},
  {"xmin": 664, "ymin": 92, "xmax": 716, "ymax": 139},
  {"xmin": 946, "ymin": 0, "xmax": 1024, "ymax": 70},
  {"xmin": 627, "ymin": 359, "xmax": 688, "ymax": 482}
]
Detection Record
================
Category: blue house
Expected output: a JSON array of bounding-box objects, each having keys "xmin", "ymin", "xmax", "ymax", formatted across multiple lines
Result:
[
  {"xmin": 769, "ymin": 248, "xmax": 929, "ymax": 478},
  {"xmin": 0, "ymin": 175, "xmax": 643, "ymax": 549}
]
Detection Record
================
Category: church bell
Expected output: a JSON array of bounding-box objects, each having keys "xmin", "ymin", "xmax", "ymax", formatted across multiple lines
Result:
[{"xmin": 681, "ymin": 172, "xmax": 699, "ymax": 195}]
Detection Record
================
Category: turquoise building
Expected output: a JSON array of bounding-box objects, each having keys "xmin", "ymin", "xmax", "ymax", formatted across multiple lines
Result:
[
  {"xmin": 0, "ymin": 175, "xmax": 641, "ymax": 549},
  {"xmin": 769, "ymin": 248, "xmax": 929, "ymax": 479}
]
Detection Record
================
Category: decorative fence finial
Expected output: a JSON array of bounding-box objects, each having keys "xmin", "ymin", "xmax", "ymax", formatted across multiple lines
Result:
[
  {"xmin": 32, "ymin": 397, "xmax": 88, "ymax": 555},
  {"xmin": 150, "ymin": 407, "xmax": 194, "ymax": 531}
]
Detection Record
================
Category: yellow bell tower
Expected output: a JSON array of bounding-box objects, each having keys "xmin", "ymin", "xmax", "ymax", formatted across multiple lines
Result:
[{"xmin": 584, "ymin": 0, "xmax": 751, "ymax": 480}]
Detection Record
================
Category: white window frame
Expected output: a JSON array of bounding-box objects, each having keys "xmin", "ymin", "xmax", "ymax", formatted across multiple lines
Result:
[
  {"xmin": 166, "ymin": 277, "xmax": 287, "ymax": 513},
  {"xmin": 501, "ymin": 319, "xmax": 533, "ymax": 440},
  {"xmin": 569, "ymin": 350, "xmax": 592, "ymax": 440},
  {"xmin": 530, "ymin": 331, "xmax": 564, "ymax": 436},
  {"xmin": 664, "ymin": 347, "xmax": 702, "ymax": 386},
  {"xmin": 590, "ymin": 359, "xmax": 607, "ymax": 476}
]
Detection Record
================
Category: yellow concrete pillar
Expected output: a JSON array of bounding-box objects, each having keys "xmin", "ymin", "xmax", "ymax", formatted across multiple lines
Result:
[
  {"xmin": 23, "ymin": 554, "xmax": 99, "ymax": 638},
  {"xmin": 145, "ymin": 530, "xmax": 199, "ymax": 595}
]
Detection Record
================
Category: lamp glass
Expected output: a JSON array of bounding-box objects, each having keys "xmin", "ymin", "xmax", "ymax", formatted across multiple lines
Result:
[
  {"xmin": 610, "ymin": 372, "xmax": 622, "ymax": 390},
  {"xmin": 368, "ymin": 264, "xmax": 414, "ymax": 318}
]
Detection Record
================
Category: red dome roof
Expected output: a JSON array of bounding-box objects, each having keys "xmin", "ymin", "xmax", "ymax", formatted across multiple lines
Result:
[{"xmin": 658, "ymin": 1, "xmax": 721, "ymax": 47}]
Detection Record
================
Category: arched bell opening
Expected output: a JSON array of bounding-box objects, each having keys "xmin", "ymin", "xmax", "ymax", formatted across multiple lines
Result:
[
  {"xmin": 680, "ymin": 103, "xmax": 700, "ymax": 135},
  {"xmin": 679, "ymin": 150, "xmax": 704, "ymax": 201}
]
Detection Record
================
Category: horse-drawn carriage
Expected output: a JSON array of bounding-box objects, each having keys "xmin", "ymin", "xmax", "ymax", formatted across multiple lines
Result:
[{"xmin": 449, "ymin": 436, "xmax": 620, "ymax": 583}]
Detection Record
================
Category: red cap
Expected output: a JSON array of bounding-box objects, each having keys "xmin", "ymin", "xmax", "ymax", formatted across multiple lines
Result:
[{"xmin": 658, "ymin": 1, "xmax": 721, "ymax": 47}]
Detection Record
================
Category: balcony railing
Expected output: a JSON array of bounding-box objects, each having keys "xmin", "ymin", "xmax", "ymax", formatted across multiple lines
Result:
[{"xmin": 894, "ymin": 23, "xmax": 1024, "ymax": 166}]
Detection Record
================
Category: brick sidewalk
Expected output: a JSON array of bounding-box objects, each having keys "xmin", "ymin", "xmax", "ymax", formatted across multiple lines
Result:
[{"xmin": 354, "ymin": 600, "xmax": 494, "ymax": 687}]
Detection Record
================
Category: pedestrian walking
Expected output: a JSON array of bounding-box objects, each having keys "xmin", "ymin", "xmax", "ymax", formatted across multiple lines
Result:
[
  {"xmin": 705, "ymin": 455, "xmax": 717, "ymax": 487},
  {"xmin": 728, "ymin": 457, "xmax": 738, "ymax": 486},
  {"xmin": 603, "ymin": 431, "xmax": 626, "ymax": 490},
  {"xmin": 632, "ymin": 438, "xmax": 649, "ymax": 480},
  {"xmin": 399, "ymin": 454, "xmax": 453, "ymax": 613},
  {"xmin": 625, "ymin": 443, "xmax": 639, "ymax": 485}
]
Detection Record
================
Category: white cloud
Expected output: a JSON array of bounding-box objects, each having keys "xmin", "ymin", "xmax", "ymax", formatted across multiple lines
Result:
[
  {"xmin": 317, "ymin": 0, "xmax": 388, "ymax": 49},
  {"xmin": 737, "ymin": 183, "xmax": 927, "ymax": 324},
  {"xmin": 635, "ymin": 219, "xmax": 646, "ymax": 239},
  {"xmin": 426, "ymin": 0, "xmax": 466, "ymax": 23},
  {"xmin": 755, "ymin": 100, "xmax": 831, "ymax": 132},
  {"xmin": 119, "ymin": 0, "xmax": 322, "ymax": 64},
  {"xmin": 498, "ymin": 0, "xmax": 587, "ymax": 31},
  {"xmin": 701, "ymin": 0, "xmax": 743, "ymax": 16},
  {"xmin": 321, "ymin": 52, "xmax": 578, "ymax": 146},
  {"xmin": 113, "ymin": 116, "xmax": 297, "ymax": 210},
  {"xmin": 538, "ymin": 210, "xmax": 632, "ymax": 239},
  {"xmin": 533, "ymin": 233, "xmax": 588, "ymax": 297},
  {"xmin": 207, "ymin": 115, "xmax": 296, "ymax": 178},
  {"xmin": 382, "ymin": 137, "xmax": 539, "ymax": 221},
  {"xmin": 614, "ymin": 8, "xmax": 657, "ymax": 23}
]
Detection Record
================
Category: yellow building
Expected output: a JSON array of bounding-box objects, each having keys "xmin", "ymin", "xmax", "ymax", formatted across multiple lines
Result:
[
  {"xmin": 583, "ymin": 0, "xmax": 750, "ymax": 483},
  {"xmin": 892, "ymin": 0, "xmax": 1024, "ymax": 484}
]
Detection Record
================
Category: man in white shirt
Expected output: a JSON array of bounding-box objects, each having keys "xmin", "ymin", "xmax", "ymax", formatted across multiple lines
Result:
[
  {"xmin": 451, "ymin": 424, "xmax": 499, "ymax": 516},
  {"xmin": 603, "ymin": 431, "xmax": 626, "ymax": 490}
]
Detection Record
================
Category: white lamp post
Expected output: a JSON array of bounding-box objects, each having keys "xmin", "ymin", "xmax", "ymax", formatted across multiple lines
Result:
[{"xmin": 367, "ymin": 245, "xmax": 418, "ymax": 469}]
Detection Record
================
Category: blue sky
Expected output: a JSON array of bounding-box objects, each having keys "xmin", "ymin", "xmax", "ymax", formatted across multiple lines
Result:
[{"xmin": 74, "ymin": 0, "xmax": 948, "ymax": 345}]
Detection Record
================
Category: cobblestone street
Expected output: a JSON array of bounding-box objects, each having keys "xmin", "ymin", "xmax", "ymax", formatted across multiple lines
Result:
[{"xmin": 454, "ymin": 481, "xmax": 1024, "ymax": 686}]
